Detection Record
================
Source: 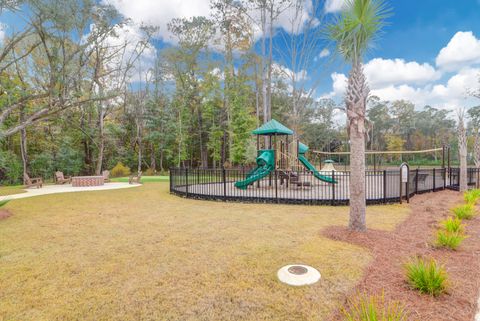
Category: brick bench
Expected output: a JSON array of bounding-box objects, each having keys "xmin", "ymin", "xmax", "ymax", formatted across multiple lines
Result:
[{"xmin": 71, "ymin": 176, "xmax": 104, "ymax": 187}]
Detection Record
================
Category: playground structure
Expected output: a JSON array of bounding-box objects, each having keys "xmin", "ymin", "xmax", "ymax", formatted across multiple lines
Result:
[
  {"xmin": 170, "ymin": 119, "xmax": 480, "ymax": 206},
  {"xmin": 234, "ymin": 120, "xmax": 336, "ymax": 190}
]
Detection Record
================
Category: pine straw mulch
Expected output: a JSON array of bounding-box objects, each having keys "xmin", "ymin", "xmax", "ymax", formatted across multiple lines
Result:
[
  {"xmin": 323, "ymin": 190, "xmax": 480, "ymax": 321},
  {"xmin": 0, "ymin": 209, "xmax": 11, "ymax": 220}
]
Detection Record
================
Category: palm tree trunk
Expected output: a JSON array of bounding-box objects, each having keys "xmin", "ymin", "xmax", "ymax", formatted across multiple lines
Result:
[
  {"xmin": 346, "ymin": 62, "xmax": 368, "ymax": 232},
  {"xmin": 458, "ymin": 113, "xmax": 468, "ymax": 192}
]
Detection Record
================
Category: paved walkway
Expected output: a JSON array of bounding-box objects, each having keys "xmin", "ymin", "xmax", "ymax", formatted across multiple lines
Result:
[{"xmin": 0, "ymin": 183, "xmax": 140, "ymax": 201}]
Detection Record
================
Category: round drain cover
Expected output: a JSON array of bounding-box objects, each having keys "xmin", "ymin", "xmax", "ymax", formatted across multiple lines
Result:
[{"xmin": 277, "ymin": 264, "xmax": 321, "ymax": 286}]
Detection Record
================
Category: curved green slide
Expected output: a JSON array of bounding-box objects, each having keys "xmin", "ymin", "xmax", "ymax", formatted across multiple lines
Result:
[
  {"xmin": 298, "ymin": 142, "xmax": 336, "ymax": 184},
  {"xmin": 235, "ymin": 150, "xmax": 275, "ymax": 190}
]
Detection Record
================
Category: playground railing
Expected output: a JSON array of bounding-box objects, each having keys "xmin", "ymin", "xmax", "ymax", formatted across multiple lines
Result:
[{"xmin": 169, "ymin": 167, "xmax": 480, "ymax": 206}]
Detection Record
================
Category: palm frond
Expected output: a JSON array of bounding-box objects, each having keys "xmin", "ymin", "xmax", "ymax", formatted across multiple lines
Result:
[{"xmin": 326, "ymin": 0, "xmax": 391, "ymax": 64}]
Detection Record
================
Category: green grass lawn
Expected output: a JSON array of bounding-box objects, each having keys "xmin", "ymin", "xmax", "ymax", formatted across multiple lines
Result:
[
  {"xmin": 0, "ymin": 185, "xmax": 26, "ymax": 197},
  {"xmin": 0, "ymin": 182, "xmax": 410, "ymax": 321},
  {"xmin": 111, "ymin": 175, "xmax": 169, "ymax": 183}
]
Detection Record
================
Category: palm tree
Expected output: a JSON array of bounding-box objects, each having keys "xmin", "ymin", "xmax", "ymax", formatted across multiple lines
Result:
[{"xmin": 327, "ymin": 0, "xmax": 390, "ymax": 231}]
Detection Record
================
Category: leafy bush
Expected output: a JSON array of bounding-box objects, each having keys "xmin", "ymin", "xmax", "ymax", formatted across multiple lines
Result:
[
  {"xmin": 144, "ymin": 168, "xmax": 156, "ymax": 176},
  {"xmin": 110, "ymin": 162, "xmax": 131, "ymax": 178},
  {"xmin": 30, "ymin": 152, "xmax": 53, "ymax": 180},
  {"xmin": 435, "ymin": 230, "xmax": 466, "ymax": 250},
  {"xmin": 0, "ymin": 150, "xmax": 23, "ymax": 185},
  {"xmin": 440, "ymin": 217, "xmax": 464, "ymax": 233},
  {"xmin": 341, "ymin": 293, "xmax": 408, "ymax": 321},
  {"xmin": 452, "ymin": 204, "xmax": 476, "ymax": 220},
  {"xmin": 405, "ymin": 257, "xmax": 447, "ymax": 296},
  {"xmin": 464, "ymin": 189, "xmax": 480, "ymax": 205}
]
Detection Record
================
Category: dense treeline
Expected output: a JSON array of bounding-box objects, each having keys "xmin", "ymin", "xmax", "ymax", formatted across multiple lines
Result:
[{"xmin": 0, "ymin": 0, "xmax": 478, "ymax": 185}]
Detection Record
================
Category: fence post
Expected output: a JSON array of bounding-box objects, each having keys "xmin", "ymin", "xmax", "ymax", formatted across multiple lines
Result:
[
  {"xmin": 443, "ymin": 168, "xmax": 447, "ymax": 190},
  {"xmin": 222, "ymin": 168, "xmax": 227, "ymax": 201},
  {"xmin": 331, "ymin": 170, "xmax": 335, "ymax": 206},
  {"xmin": 185, "ymin": 168, "xmax": 189, "ymax": 197},
  {"xmin": 433, "ymin": 168, "xmax": 436, "ymax": 192},
  {"xmin": 415, "ymin": 169, "xmax": 419, "ymax": 194},
  {"xmin": 383, "ymin": 170, "xmax": 387, "ymax": 204},
  {"xmin": 169, "ymin": 168, "xmax": 173, "ymax": 192}
]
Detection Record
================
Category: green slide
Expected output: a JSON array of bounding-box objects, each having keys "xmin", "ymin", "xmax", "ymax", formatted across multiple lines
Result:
[
  {"xmin": 235, "ymin": 150, "xmax": 275, "ymax": 190},
  {"xmin": 298, "ymin": 142, "xmax": 336, "ymax": 184}
]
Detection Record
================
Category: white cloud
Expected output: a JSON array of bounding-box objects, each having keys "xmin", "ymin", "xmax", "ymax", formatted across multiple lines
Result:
[
  {"xmin": 272, "ymin": 63, "xmax": 308, "ymax": 82},
  {"xmin": 436, "ymin": 31, "xmax": 480, "ymax": 71},
  {"xmin": 103, "ymin": 0, "xmax": 211, "ymax": 41},
  {"xmin": 104, "ymin": 0, "xmax": 315, "ymax": 43},
  {"xmin": 325, "ymin": 0, "xmax": 345, "ymax": 13},
  {"xmin": 319, "ymin": 48, "xmax": 330, "ymax": 58},
  {"xmin": 364, "ymin": 58, "xmax": 440, "ymax": 87}
]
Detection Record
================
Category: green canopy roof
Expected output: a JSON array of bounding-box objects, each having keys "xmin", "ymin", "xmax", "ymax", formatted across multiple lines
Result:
[{"xmin": 252, "ymin": 119, "xmax": 294, "ymax": 136}]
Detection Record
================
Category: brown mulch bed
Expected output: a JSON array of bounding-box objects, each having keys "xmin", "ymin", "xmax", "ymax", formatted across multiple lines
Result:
[
  {"xmin": 0, "ymin": 209, "xmax": 12, "ymax": 220},
  {"xmin": 324, "ymin": 190, "xmax": 480, "ymax": 321}
]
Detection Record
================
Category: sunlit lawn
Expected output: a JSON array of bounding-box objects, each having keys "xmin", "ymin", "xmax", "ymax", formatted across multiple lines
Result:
[
  {"xmin": 111, "ymin": 175, "xmax": 170, "ymax": 183},
  {"xmin": 0, "ymin": 185, "xmax": 26, "ymax": 197},
  {"xmin": 0, "ymin": 182, "xmax": 409, "ymax": 321}
]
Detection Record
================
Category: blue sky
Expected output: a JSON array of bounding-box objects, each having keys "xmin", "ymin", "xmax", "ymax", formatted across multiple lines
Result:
[{"xmin": 2, "ymin": 0, "xmax": 480, "ymax": 111}]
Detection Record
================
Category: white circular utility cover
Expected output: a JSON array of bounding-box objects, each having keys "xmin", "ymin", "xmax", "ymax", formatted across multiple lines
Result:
[{"xmin": 277, "ymin": 264, "xmax": 321, "ymax": 286}]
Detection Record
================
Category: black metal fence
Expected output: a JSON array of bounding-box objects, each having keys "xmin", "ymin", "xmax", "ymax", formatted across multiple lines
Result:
[{"xmin": 170, "ymin": 167, "xmax": 480, "ymax": 206}]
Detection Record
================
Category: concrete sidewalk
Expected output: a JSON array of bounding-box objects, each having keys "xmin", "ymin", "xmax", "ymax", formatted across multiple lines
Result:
[{"xmin": 0, "ymin": 182, "xmax": 140, "ymax": 201}]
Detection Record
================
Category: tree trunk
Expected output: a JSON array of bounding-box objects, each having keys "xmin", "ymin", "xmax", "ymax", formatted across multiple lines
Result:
[
  {"xmin": 458, "ymin": 112, "xmax": 468, "ymax": 192},
  {"xmin": 150, "ymin": 142, "xmax": 156, "ymax": 172},
  {"xmin": 346, "ymin": 62, "xmax": 369, "ymax": 232},
  {"xmin": 95, "ymin": 106, "xmax": 105, "ymax": 175},
  {"xmin": 474, "ymin": 129, "xmax": 480, "ymax": 169},
  {"xmin": 19, "ymin": 105, "xmax": 28, "ymax": 179}
]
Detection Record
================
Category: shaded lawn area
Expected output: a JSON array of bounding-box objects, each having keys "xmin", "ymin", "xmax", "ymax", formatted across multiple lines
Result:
[
  {"xmin": 0, "ymin": 183, "xmax": 409, "ymax": 321},
  {"xmin": 0, "ymin": 185, "xmax": 26, "ymax": 197},
  {"xmin": 111, "ymin": 175, "xmax": 169, "ymax": 183}
]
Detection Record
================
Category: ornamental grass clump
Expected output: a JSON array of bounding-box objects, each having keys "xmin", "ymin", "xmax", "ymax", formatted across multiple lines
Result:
[
  {"xmin": 452, "ymin": 204, "xmax": 476, "ymax": 220},
  {"xmin": 440, "ymin": 217, "xmax": 464, "ymax": 233},
  {"xmin": 435, "ymin": 230, "xmax": 466, "ymax": 250},
  {"xmin": 341, "ymin": 293, "xmax": 408, "ymax": 321},
  {"xmin": 464, "ymin": 189, "xmax": 480, "ymax": 205},
  {"xmin": 405, "ymin": 257, "xmax": 447, "ymax": 296}
]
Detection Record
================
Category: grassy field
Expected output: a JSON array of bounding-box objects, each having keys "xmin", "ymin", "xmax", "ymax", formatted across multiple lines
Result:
[
  {"xmin": 0, "ymin": 185, "xmax": 26, "ymax": 197},
  {"xmin": 0, "ymin": 182, "xmax": 410, "ymax": 321}
]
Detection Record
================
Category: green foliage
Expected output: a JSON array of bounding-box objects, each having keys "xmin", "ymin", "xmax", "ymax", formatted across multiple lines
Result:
[
  {"xmin": 452, "ymin": 204, "xmax": 476, "ymax": 220},
  {"xmin": 110, "ymin": 162, "xmax": 131, "ymax": 178},
  {"xmin": 341, "ymin": 293, "xmax": 408, "ymax": 321},
  {"xmin": 405, "ymin": 257, "xmax": 447, "ymax": 296},
  {"xmin": 440, "ymin": 217, "xmax": 464, "ymax": 234},
  {"xmin": 30, "ymin": 153, "xmax": 54, "ymax": 180},
  {"xmin": 327, "ymin": 0, "xmax": 391, "ymax": 64},
  {"xmin": 464, "ymin": 189, "xmax": 480, "ymax": 205},
  {"xmin": 144, "ymin": 168, "xmax": 156, "ymax": 176},
  {"xmin": 56, "ymin": 143, "xmax": 83, "ymax": 176},
  {"xmin": 0, "ymin": 151, "xmax": 22, "ymax": 185},
  {"xmin": 435, "ymin": 230, "xmax": 466, "ymax": 250}
]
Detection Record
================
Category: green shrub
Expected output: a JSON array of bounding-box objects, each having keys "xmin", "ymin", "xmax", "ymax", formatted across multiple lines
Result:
[
  {"xmin": 464, "ymin": 189, "xmax": 480, "ymax": 205},
  {"xmin": 144, "ymin": 168, "xmax": 156, "ymax": 176},
  {"xmin": 440, "ymin": 217, "xmax": 464, "ymax": 233},
  {"xmin": 435, "ymin": 230, "xmax": 466, "ymax": 250},
  {"xmin": 0, "ymin": 151, "xmax": 22, "ymax": 185},
  {"xmin": 405, "ymin": 257, "xmax": 447, "ymax": 296},
  {"xmin": 341, "ymin": 293, "xmax": 408, "ymax": 321},
  {"xmin": 110, "ymin": 162, "xmax": 131, "ymax": 178},
  {"xmin": 452, "ymin": 204, "xmax": 476, "ymax": 220}
]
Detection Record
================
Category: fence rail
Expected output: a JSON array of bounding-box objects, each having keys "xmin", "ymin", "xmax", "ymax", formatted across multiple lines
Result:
[{"xmin": 170, "ymin": 167, "xmax": 480, "ymax": 206}]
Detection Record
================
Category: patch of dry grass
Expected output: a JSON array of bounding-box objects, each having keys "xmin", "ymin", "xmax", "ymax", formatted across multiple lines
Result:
[{"xmin": 0, "ymin": 183, "xmax": 410, "ymax": 321}]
